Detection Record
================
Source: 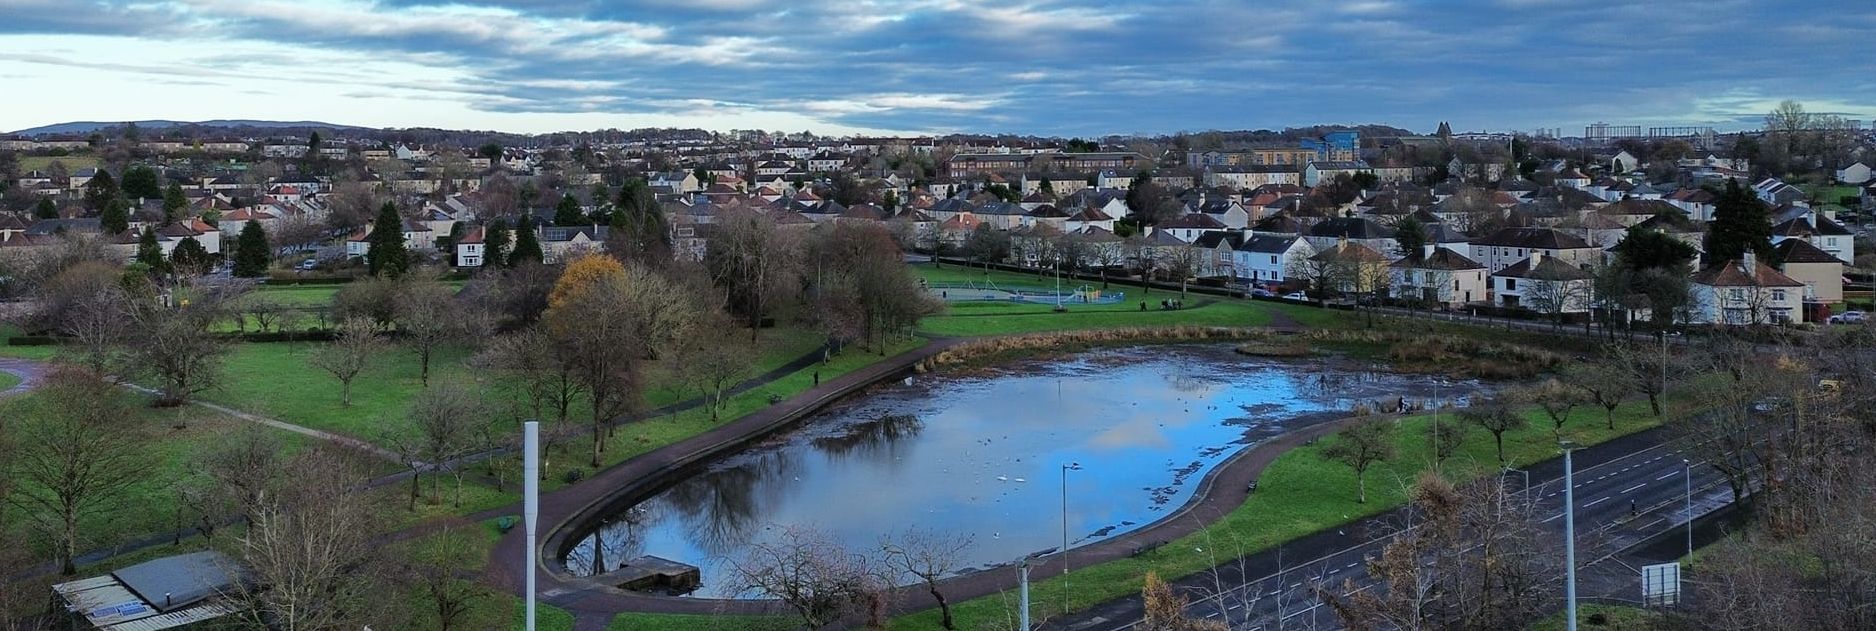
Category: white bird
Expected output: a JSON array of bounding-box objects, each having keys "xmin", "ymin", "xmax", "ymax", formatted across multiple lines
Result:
[
  {"xmin": 996, "ymin": 475, "xmax": 1009, "ymax": 481},
  {"xmin": 1013, "ymin": 478, "xmax": 1027, "ymax": 483}
]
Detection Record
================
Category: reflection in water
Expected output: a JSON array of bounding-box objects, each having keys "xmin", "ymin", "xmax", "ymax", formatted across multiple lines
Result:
[{"xmin": 565, "ymin": 344, "xmax": 1482, "ymax": 597}]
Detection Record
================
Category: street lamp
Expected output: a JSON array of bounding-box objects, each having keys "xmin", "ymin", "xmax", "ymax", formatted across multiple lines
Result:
[
  {"xmin": 1061, "ymin": 461, "xmax": 1082, "ymax": 611},
  {"xmin": 1502, "ymin": 466, "xmax": 1530, "ymax": 490},
  {"xmin": 1560, "ymin": 440, "xmax": 1579, "ymax": 631}
]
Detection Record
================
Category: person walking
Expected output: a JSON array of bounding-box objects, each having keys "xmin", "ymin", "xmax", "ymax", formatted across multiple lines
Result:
[{"xmin": 813, "ymin": 371, "xmax": 820, "ymax": 386}]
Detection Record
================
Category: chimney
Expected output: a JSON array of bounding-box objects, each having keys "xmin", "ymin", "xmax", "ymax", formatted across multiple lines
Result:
[
  {"xmin": 1423, "ymin": 244, "xmax": 1436, "ymax": 260},
  {"xmin": 1530, "ymin": 250, "xmax": 1544, "ymax": 267},
  {"xmin": 1743, "ymin": 251, "xmax": 1756, "ymax": 274}
]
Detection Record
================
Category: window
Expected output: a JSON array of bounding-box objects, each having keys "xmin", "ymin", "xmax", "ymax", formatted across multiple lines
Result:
[
  {"xmin": 1729, "ymin": 288, "xmax": 1745, "ymax": 301},
  {"xmin": 1772, "ymin": 289, "xmax": 1787, "ymax": 301},
  {"xmin": 1827, "ymin": 237, "xmax": 1839, "ymax": 247},
  {"xmin": 1504, "ymin": 278, "xmax": 1516, "ymax": 291},
  {"xmin": 1270, "ymin": 255, "xmax": 1278, "ymax": 264}
]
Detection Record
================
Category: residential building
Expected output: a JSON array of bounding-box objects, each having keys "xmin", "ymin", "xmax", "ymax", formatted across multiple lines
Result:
[
  {"xmin": 1234, "ymin": 234, "xmax": 1314, "ymax": 286},
  {"xmin": 1489, "ymin": 251, "xmax": 1594, "ymax": 313},
  {"xmin": 1466, "ymin": 227, "xmax": 1600, "ymax": 273},
  {"xmin": 1771, "ymin": 238, "xmax": 1844, "ymax": 306},
  {"xmin": 1688, "ymin": 254, "xmax": 1804, "ymax": 324},
  {"xmin": 1303, "ymin": 160, "xmax": 1372, "ymax": 187},
  {"xmin": 1390, "ymin": 246, "xmax": 1488, "ymax": 308},
  {"xmin": 1837, "ymin": 161, "xmax": 1872, "ymax": 185},
  {"xmin": 1771, "ymin": 214, "xmax": 1855, "ymax": 264}
]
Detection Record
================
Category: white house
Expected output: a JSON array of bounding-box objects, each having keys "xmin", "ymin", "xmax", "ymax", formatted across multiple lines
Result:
[
  {"xmin": 1235, "ymin": 234, "xmax": 1314, "ymax": 286},
  {"xmin": 1489, "ymin": 251, "xmax": 1594, "ymax": 313},
  {"xmin": 1303, "ymin": 160, "xmax": 1372, "ymax": 187},
  {"xmin": 1688, "ymin": 253, "xmax": 1804, "ymax": 325},
  {"xmin": 1390, "ymin": 246, "xmax": 1488, "ymax": 308},
  {"xmin": 1770, "ymin": 214, "xmax": 1855, "ymax": 264},
  {"xmin": 1610, "ymin": 150, "xmax": 1640, "ymax": 173},
  {"xmin": 455, "ymin": 226, "xmax": 487, "ymax": 267},
  {"xmin": 1837, "ymin": 162, "xmax": 1872, "ymax": 185},
  {"xmin": 1154, "ymin": 212, "xmax": 1227, "ymax": 243},
  {"xmin": 1466, "ymin": 227, "xmax": 1601, "ymax": 273}
]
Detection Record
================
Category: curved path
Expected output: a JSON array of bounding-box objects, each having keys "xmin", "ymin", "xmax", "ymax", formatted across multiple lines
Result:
[
  {"xmin": 0, "ymin": 356, "xmax": 50, "ymax": 397},
  {"xmin": 483, "ymin": 330, "xmax": 1372, "ymax": 629}
]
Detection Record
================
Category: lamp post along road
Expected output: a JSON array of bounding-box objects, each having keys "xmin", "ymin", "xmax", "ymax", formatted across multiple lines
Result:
[
  {"xmin": 1061, "ymin": 461, "xmax": 1082, "ymax": 611},
  {"xmin": 1684, "ymin": 458, "xmax": 1693, "ymax": 558},
  {"xmin": 1562, "ymin": 441, "xmax": 1579, "ymax": 631},
  {"xmin": 523, "ymin": 420, "xmax": 540, "ymax": 631}
]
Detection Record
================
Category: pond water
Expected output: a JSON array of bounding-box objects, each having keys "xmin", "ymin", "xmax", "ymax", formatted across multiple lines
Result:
[{"xmin": 563, "ymin": 344, "xmax": 1478, "ymax": 597}]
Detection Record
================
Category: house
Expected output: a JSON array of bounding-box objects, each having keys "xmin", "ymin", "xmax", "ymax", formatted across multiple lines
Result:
[
  {"xmin": 51, "ymin": 550, "xmax": 247, "ymax": 631},
  {"xmin": 1062, "ymin": 225, "xmax": 1124, "ymax": 268},
  {"xmin": 1234, "ymin": 233, "xmax": 1314, "ymax": 286},
  {"xmin": 1190, "ymin": 231, "xmax": 1245, "ymax": 278},
  {"xmin": 1771, "ymin": 238, "xmax": 1844, "ymax": 306},
  {"xmin": 345, "ymin": 220, "xmax": 435, "ymax": 257},
  {"xmin": 1597, "ymin": 198, "xmax": 1682, "ymax": 227},
  {"xmin": 1489, "ymin": 251, "xmax": 1594, "ymax": 314},
  {"xmin": 1610, "ymin": 150, "xmax": 1641, "ymax": 173},
  {"xmin": 455, "ymin": 226, "xmax": 488, "ymax": 267},
  {"xmin": 1688, "ymin": 253, "xmax": 1804, "ymax": 324},
  {"xmin": 539, "ymin": 225, "xmax": 607, "ymax": 263},
  {"xmin": 1837, "ymin": 162, "xmax": 1872, "ymax": 185},
  {"xmin": 1770, "ymin": 214, "xmax": 1855, "ymax": 264},
  {"xmin": 1391, "ymin": 245, "xmax": 1488, "ymax": 308},
  {"xmin": 1753, "ymin": 177, "xmax": 1807, "ymax": 206},
  {"xmin": 1303, "ymin": 161, "xmax": 1372, "ymax": 187},
  {"xmin": 1204, "ymin": 165, "xmax": 1302, "ymax": 189},
  {"xmin": 1466, "ymin": 226, "xmax": 1601, "ymax": 273},
  {"xmin": 1303, "ymin": 216, "xmax": 1394, "ymax": 255},
  {"xmin": 1303, "ymin": 239, "xmax": 1392, "ymax": 296},
  {"xmin": 1154, "ymin": 212, "xmax": 1227, "ymax": 242}
]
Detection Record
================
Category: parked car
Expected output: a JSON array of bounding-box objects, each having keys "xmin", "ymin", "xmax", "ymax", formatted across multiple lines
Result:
[
  {"xmin": 1282, "ymin": 291, "xmax": 1309, "ymax": 301},
  {"xmin": 1830, "ymin": 310, "xmax": 1867, "ymax": 324},
  {"xmin": 1250, "ymin": 288, "xmax": 1274, "ymax": 298}
]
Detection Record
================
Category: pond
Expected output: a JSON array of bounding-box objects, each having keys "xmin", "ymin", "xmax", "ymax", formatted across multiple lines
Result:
[{"xmin": 563, "ymin": 344, "xmax": 1478, "ymax": 597}]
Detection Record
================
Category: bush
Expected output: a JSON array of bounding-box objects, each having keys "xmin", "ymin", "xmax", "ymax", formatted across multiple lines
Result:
[{"xmin": 562, "ymin": 469, "xmax": 585, "ymax": 484}]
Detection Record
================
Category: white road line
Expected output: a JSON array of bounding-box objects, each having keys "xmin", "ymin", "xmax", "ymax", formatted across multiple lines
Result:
[
  {"xmin": 1543, "ymin": 512, "xmax": 1564, "ymax": 523},
  {"xmin": 1584, "ymin": 496, "xmax": 1610, "ymax": 507},
  {"xmin": 1621, "ymin": 483, "xmax": 1647, "ymax": 494},
  {"xmin": 1657, "ymin": 471, "xmax": 1679, "ymax": 481}
]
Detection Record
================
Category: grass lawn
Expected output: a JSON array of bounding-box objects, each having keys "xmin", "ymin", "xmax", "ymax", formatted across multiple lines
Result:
[
  {"xmin": 1528, "ymin": 603, "xmax": 1665, "ymax": 630},
  {"xmin": 0, "ymin": 388, "xmax": 309, "ymax": 567},
  {"xmin": 209, "ymin": 342, "xmax": 484, "ymax": 439},
  {"xmin": 386, "ymin": 518, "xmax": 579, "ymax": 631},
  {"xmin": 18, "ymin": 155, "xmax": 102, "ymax": 172},
  {"xmin": 0, "ymin": 370, "xmax": 19, "ymax": 391},
  {"xmin": 893, "ymin": 399, "xmax": 1676, "ymax": 629},
  {"xmin": 912, "ymin": 264, "xmax": 1344, "ymax": 335}
]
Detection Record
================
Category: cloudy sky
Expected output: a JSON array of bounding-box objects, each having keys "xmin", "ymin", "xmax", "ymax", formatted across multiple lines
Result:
[{"xmin": 1, "ymin": 0, "xmax": 1872, "ymax": 136}]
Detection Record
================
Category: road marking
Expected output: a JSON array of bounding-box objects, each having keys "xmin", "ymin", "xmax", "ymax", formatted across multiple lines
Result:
[
  {"xmin": 1228, "ymin": 604, "xmax": 1242, "ymax": 611},
  {"xmin": 1621, "ymin": 483, "xmax": 1647, "ymax": 494},
  {"xmin": 1657, "ymin": 471, "xmax": 1679, "ymax": 481},
  {"xmin": 1584, "ymin": 496, "xmax": 1610, "ymax": 507}
]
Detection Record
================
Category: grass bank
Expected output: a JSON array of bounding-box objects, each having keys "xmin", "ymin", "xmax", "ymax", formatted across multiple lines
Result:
[
  {"xmin": 893, "ymin": 398, "xmax": 1675, "ymax": 629},
  {"xmin": 912, "ymin": 264, "xmax": 1346, "ymax": 335}
]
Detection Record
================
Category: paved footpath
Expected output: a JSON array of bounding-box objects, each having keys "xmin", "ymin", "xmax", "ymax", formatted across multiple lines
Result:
[{"xmin": 0, "ymin": 356, "xmax": 49, "ymax": 397}]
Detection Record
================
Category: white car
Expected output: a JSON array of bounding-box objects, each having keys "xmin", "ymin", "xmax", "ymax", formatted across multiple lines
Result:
[
  {"xmin": 1282, "ymin": 291, "xmax": 1309, "ymax": 301},
  {"xmin": 1829, "ymin": 310, "xmax": 1867, "ymax": 324}
]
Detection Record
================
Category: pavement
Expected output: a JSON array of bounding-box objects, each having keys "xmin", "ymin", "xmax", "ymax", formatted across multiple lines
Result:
[
  {"xmin": 1050, "ymin": 425, "xmax": 1737, "ymax": 630},
  {"xmin": 0, "ymin": 356, "xmax": 49, "ymax": 397}
]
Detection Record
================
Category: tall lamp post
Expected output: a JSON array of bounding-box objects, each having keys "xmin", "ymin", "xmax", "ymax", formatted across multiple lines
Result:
[
  {"xmin": 1561, "ymin": 440, "xmax": 1579, "ymax": 631},
  {"xmin": 1684, "ymin": 458, "xmax": 1693, "ymax": 558},
  {"xmin": 1061, "ymin": 461, "xmax": 1083, "ymax": 610}
]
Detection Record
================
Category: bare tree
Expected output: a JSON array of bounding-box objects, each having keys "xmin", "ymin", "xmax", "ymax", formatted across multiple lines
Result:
[
  {"xmin": 1425, "ymin": 418, "xmax": 1467, "ymax": 466},
  {"xmin": 1322, "ymin": 418, "xmax": 1397, "ymax": 503},
  {"xmin": 1459, "ymin": 403, "xmax": 1528, "ymax": 465},
  {"xmin": 390, "ymin": 379, "xmax": 488, "ymax": 508},
  {"xmin": 129, "ymin": 281, "xmax": 242, "ymax": 405},
  {"xmin": 399, "ymin": 528, "xmax": 484, "ymax": 631},
  {"xmin": 1141, "ymin": 571, "xmax": 1228, "ymax": 631},
  {"xmin": 707, "ymin": 208, "xmax": 803, "ymax": 338},
  {"xmin": 1323, "ymin": 472, "xmax": 1560, "ymax": 630},
  {"xmin": 1561, "ymin": 361, "xmax": 1632, "ymax": 430},
  {"xmin": 394, "ymin": 280, "xmax": 463, "ymax": 386},
  {"xmin": 728, "ymin": 525, "xmax": 881, "ymax": 629},
  {"xmin": 472, "ymin": 326, "xmax": 584, "ymax": 427},
  {"xmin": 683, "ymin": 326, "xmax": 753, "ymax": 422},
  {"xmin": 7, "ymin": 368, "xmax": 151, "ymax": 574},
  {"xmin": 177, "ymin": 426, "xmax": 286, "ymax": 543},
  {"xmin": 1523, "ymin": 378, "xmax": 1583, "ymax": 436},
  {"xmin": 545, "ymin": 259, "xmax": 702, "ymax": 467},
  {"xmin": 309, "ymin": 316, "xmax": 384, "ymax": 406},
  {"xmin": 231, "ymin": 448, "xmax": 390, "ymax": 630},
  {"xmin": 58, "ymin": 283, "xmax": 134, "ymax": 376},
  {"xmin": 877, "ymin": 529, "xmax": 974, "ymax": 631}
]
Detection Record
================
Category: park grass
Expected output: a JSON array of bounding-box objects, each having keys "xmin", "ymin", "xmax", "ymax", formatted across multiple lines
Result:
[
  {"xmin": 892, "ymin": 399, "xmax": 1675, "ymax": 630},
  {"xmin": 0, "ymin": 388, "xmax": 309, "ymax": 566},
  {"xmin": 1528, "ymin": 603, "xmax": 1665, "ymax": 631},
  {"xmin": 208, "ymin": 341, "xmax": 484, "ymax": 439},
  {"xmin": 913, "ymin": 263, "xmax": 1345, "ymax": 335},
  {"xmin": 0, "ymin": 370, "xmax": 19, "ymax": 391},
  {"xmin": 18, "ymin": 155, "xmax": 102, "ymax": 172}
]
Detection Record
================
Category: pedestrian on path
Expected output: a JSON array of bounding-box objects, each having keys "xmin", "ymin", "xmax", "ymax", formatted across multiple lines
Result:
[{"xmin": 814, "ymin": 371, "xmax": 820, "ymax": 386}]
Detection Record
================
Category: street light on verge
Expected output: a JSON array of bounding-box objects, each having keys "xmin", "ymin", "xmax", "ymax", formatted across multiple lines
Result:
[
  {"xmin": 1061, "ymin": 461, "xmax": 1083, "ymax": 611},
  {"xmin": 1018, "ymin": 558, "xmax": 1031, "ymax": 631},
  {"xmin": 1560, "ymin": 439, "xmax": 1579, "ymax": 631}
]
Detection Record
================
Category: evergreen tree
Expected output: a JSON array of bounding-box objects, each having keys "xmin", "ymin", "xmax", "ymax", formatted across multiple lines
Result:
[
  {"xmin": 485, "ymin": 219, "xmax": 510, "ymax": 268},
  {"xmin": 232, "ymin": 220, "xmax": 271, "ymax": 277},
  {"xmin": 1702, "ymin": 179, "xmax": 1773, "ymax": 266},
  {"xmin": 610, "ymin": 179, "xmax": 669, "ymax": 263},
  {"xmin": 34, "ymin": 197, "xmax": 57, "ymax": 219},
  {"xmin": 553, "ymin": 193, "xmax": 585, "ymax": 226},
  {"xmin": 83, "ymin": 170, "xmax": 118, "ymax": 211},
  {"xmin": 444, "ymin": 222, "xmax": 466, "ymax": 266},
  {"xmin": 308, "ymin": 131, "xmax": 323, "ymax": 152},
  {"xmin": 509, "ymin": 214, "xmax": 544, "ymax": 266},
  {"xmin": 1394, "ymin": 216, "xmax": 1429, "ymax": 261},
  {"xmin": 100, "ymin": 196, "xmax": 130, "ymax": 235},
  {"xmin": 120, "ymin": 165, "xmax": 161, "ymax": 200},
  {"xmin": 161, "ymin": 182, "xmax": 187, "ymax": 223},
  {"xmin": 169, "ymin": 236, "xmax": 211, "ymax": 275},
  {"xmin": 136, "ymin": 227, "xmax": 168, "ymax": 274},
  {"xmin": 365, "ymin": 201, "xmax": 411, "ymax": 277}
]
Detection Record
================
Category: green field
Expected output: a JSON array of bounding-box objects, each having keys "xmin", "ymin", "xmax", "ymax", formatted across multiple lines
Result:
[
  {"xmin": 913, "ymin": 264, "xmax": 1344, "ymax": 335},
  {"xmin": 0, "ymin": 371, "xmax": 20, "ymax": 391},
  {"xmin": 18, "ymin": 155, "xmax": 102, "ymax": 173},
  {"xmin": 893, "ymin": 399, "xmax": 1672, "ymax": 629},
  {"xmin": 1529, "ymin": 604, "xmax": 1663, "ymax": 631}
]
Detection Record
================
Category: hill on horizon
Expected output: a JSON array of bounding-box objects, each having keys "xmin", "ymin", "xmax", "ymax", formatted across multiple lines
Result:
[{"xmin": 9, "ymin": 119, "xmax": 368, "ymax": 136}]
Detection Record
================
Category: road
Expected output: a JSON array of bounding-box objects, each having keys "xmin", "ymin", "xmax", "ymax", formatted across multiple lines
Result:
[{"xmin": 1054, "ymin": 428, "xmax": 1736, "ymax": 630}]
